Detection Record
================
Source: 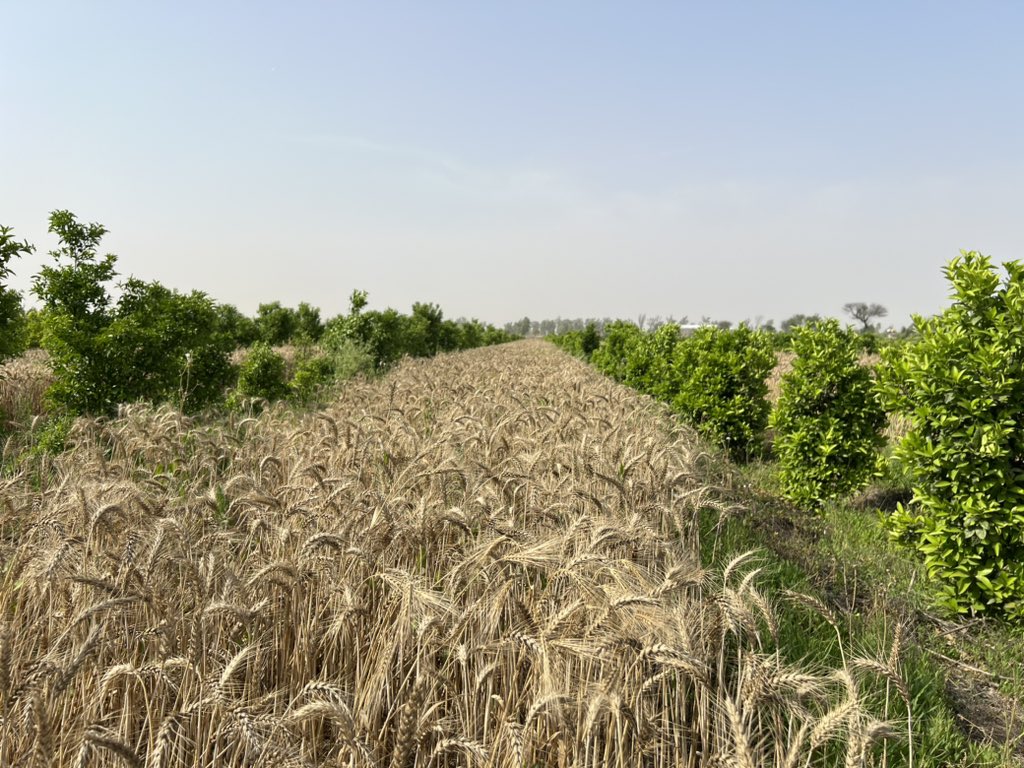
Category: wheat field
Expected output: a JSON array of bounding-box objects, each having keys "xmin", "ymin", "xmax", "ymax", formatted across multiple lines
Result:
[{"xmin": 0, "ymin": 340, "xmax": 906, "ymax": 767}]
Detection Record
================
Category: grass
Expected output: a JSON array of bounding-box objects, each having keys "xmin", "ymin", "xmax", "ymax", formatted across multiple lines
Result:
[{"xmin": 711, "ymin": 456, "xmax": 1024, "ymax": 765}]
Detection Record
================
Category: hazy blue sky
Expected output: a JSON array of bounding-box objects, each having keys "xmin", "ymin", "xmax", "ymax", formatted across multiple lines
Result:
[{"xmin": 3, "ymin": 2, "xmax": 1023, "ymax": 327}]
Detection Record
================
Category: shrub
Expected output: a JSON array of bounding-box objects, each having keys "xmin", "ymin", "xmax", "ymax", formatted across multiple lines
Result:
[
  {"xmin": 324, "ymin": 291, "xmax": 514, "ymax": 373},
  {"xmin": 407, "ymin": 302, "xmax": 445, "ymax": 357},
  {"xmin": 321, "ymin": 336, "xmax": 373, "ymax": 380},
  {"xmin": 551, "ymin": 323, "xmax": 602, "ymax": 360},
  {"xmin": 329, "ymin": 303, "xmax": 409, "ymax": 371},
  {"xmin": 0, "ymin": 225, "xmax": 33, "ymax": 362},
  {"xmin": 481, "ymin": 326, "xmax": 518, "ymax": 345},
  {"xmin": 580, "ymin": 322, "xmax": 601, "ymax": 358},
  {"xmin": 671, "ymin": 325, "xmax": 775, "ymax": 460},
  {"xmin": 294, "ymin": 302, "xmax": 324, "ymax": 343},
  {"xmin": 25, "ymin": 413, "xmax": 74, "ymax": 458},
  {"xmin": 458, "ymin": 319, "xmax": 486, "ymax": 350},
  {"xmin": 256, "ymin": 301, "xmax": 298, "ymax": 345},
  {"xmin": 548, "ymin": 329, "xmax": 586, "ymax": 358},
  {"xmin": 102, "ymin": 279, "xmax": 236, "ymax": 412},
  {"xmin": 771, "ymin": 319, "xmax": 886, "ymax": 509},
  {"xmin": 877, "ymin": 252, "xmax": 1024, "ymax": 618},
  {"xmin": 235, "ymin": 342, "xmax": 289, "ymax": 402},
  {"xmin": 590, "ymin": 321, "xmax": 643, "ymax": 381},
  {"xmin": 215, "ymin": 303, "xmax": 260, "ymax": 348},
  {"xmin": 22, "ymin": 308, "xmax": 46, "ymax": 349},
  {"xmin": 289, "ymin": 355, "xmax": 335, "ymax": 405},
  {"xmin": 623, "ymin": 323, "xmax": 682, "ymax": 400},
  {"xmin": 0, "ymin": 289, "xmax": 25, "ymax": 362},
  {"xmin": 31, "ymin": 211, "xmax": 236, "ymax": 414}
]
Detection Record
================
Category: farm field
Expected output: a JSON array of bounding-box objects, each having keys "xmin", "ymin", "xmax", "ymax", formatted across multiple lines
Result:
[
  {"xmin": 8, "ymin": 4, "xmax": 1024, "ymax": 765},
  {"xmin": 0, "ymin": 339, "xmax": 926, "ymax": 767}
]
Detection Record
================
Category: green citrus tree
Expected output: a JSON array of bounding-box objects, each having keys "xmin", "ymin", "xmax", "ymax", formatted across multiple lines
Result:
[
  {"xmin": 772, "ymin": 319, "xmax": 886, "ymax": 509},
  {"xmin": 0, "ymin": 225, "xmax": 33, "ymax": 361},
  {"xmin": 33, "ymin": 210, "xmax": 234, "ymax": 414},
  {"xmin": 877, "ymin": 252, "xmax": 1024, "ymax": 618}
]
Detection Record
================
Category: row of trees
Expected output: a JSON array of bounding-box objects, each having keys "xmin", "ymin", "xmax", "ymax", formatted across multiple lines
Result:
[
  {"xmin": 553, "ymin": 321, "xmax": 777, "ymax": 461},
  {"xmin": 553, "ymin": 255, "xmax": 1024, "ymax": 620},
  {"xmin": 0, "ymin": 211, "xmax": 516, "ymax": 417},
  {"xmin": 509, "ymin": 307, "xmax": 897, "ymax": 339}
]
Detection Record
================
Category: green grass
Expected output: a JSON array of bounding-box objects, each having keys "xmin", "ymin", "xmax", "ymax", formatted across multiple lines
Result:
[{"xmin": 702, "ymin": 458, "xmax": 1024, "ymax": 766}]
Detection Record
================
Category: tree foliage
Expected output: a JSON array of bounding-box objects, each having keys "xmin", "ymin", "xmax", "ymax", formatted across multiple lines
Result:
[
  {"xmin": 104, "ymin": 279, "xmax": 236, "ymax": 412},
  {"xmin": 408, "ymin": 302, "xmax": 444, "ymax": 357},
  {"xmin": 772, "ymin": 319, "xmax": 886, "ymax": 509},
  {"xmin": 843, "ymin": 302, "xmax": 888, "ymax": 332},
  {"xmin": 13, "ymin": 209, "xmax": 518, "ymax": 417},
  {"xmin": 670, "ymin": 325, "xmax": 775, "ymax": 460},
  {"xmin": 547, "ymin": 322, "xmax": 603, "ymax": 361},
  {"xmin": 289, "ymin": 354, "xmax": 334, "ymax": 405},
  {"xmin": 877, "ymin": 252, "xmax": 1024, "ymax": 619},
  {"xmin": 590, "ymin": 321, "xmax": 644, "ymax": 381},
  {"xmin": 31, "ymin": 210, "xmax": 234, "ymax": 414},
  {"xmin": 589, "ymin": 322, "xmax": 774, "ymax": 460},
  {"xmin": 256, "ymin": 301, "xmax": 298, "ymax": 346},
  {"xmin": 323, "ymin": 292, "xmax": 516, "ymax": 373},
  {"xmin": 780, "ymin": 313, "xmax": 822, "ymax": 333},
  {"xmin": 215, "ymin": 303, "xmax": 260, "ymax": 348},
  {"xmin": 235, "ymin": 341, "xmax": 289, "ymax": 403},
  {"xmin": 294, "ymin": 301, "xmax": 324, "ymax": 343},
  {"xmin": 0, "ymin": 225, "xmax": 32, "ymax": 361}
]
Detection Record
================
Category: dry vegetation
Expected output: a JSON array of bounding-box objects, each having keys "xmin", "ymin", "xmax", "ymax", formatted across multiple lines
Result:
[
  {"xmin": 0, "ymin": 340, "xmax": 908, "ymax": 767},
  {"xmin": 0, "ymin": 348, "xmax": 53, "ymax": 429}
]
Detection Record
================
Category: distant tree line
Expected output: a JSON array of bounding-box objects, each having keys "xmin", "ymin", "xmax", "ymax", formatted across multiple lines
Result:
[
  {"xmin": 524, "ymin": 305, "xmax": 916, "ymax": 350},
  {"xmin": 504, "ymin": 317, "xmax": 616, "ymax": 337}
]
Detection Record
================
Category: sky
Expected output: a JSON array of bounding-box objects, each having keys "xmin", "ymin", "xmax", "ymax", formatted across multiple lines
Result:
[{"xmin": 3, "ymin": 1, "xmax": 1023, "ymax": 328}]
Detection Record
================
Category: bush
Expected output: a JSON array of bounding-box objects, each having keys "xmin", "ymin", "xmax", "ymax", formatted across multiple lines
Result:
[
  {"xmin": 215, "ymin": 303, "xmax": 260, "ymax": 348},
  {"xmin": 32, "ymin": 210, "xmax": 234, "ymax": 415},
  {"xmin": 0, "ymin": 225, "xmax": 33, "ymax": 362},
  {"xmin": 580, "ymin": 322, "xmax": 601, "ymax": 358},
  {"xmin": 102, "ymin": 279, "xmax": 236, "ymax": 412},
  {"xmin": 341, "ymin": 308, "xmax": 409, "ymax": 371},
  {"xmin": 548, "ymin": 329, "xmax": 586, "ymax": 358},
  {"xmin": 22, "ymin": 308, "xmax": 46, "ymax": 349},
  {"xmin": 458, "ymin": 320, "xmax": 486, "ymax": 350},
  {"xmin": 256, "ymin": 302, "xmax": 298, "ymax": 345},
  {"xmin": 289, "ymin": 355, "xmax": 335, "ymax": 405},
  {"xmin": 590, "ymin": 321, "xmax": 643, "ymax": 381},
  {"xmin": 877, "ymin": 252, "xmax": 1024, "ymax": 619},
  {"xmin": 235, "ymin": 342, "xmax": 289, "ymax": 403},
  {"xmin": 323, "ymin": 313, "xmax": 391, "ymax": 376},
  {"xmin": 624, "ymin": 323, "xmax": 682, "ymax": 400},
  {"xmin": 326, "ymin": 338, "xmax": 374, "ymax": 382},
  {"xmin": 771, "ymin": 319, "xmax": 886, "ymax": 509},
  {"xmin": 28, "ymin": 413, "xmax": 74, "ymax": 458},
  {"xmin": 407, "ymin": 302, "xmax": 444, "ymax": 357},
  {"xmin": 323, "ymin": 291, "xmax": 515, "ymax": 374},
  {"xmin": 587, "ymin": 323, "xmax": 773, "ymax": 460},
  {"xmin": 294, "ymin": 302, "xmax": 324, "ymax": 343},
  {"xmin": 671, "ymin": 325, "xmax": 775, "ymax": 460},
  {"xmin": 481, "ymin": 326, "xmax": 518, "ymax": 346},
  {"xmin": 0, "ymin": 289, "xmax": 25, "ymax": 362}
]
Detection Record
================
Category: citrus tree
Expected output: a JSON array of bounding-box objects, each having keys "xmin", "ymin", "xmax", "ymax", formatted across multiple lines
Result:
[
  {"xmin": 772, "ymin": 319, "xmax": 886, "ymax": 509},
  {"xmin": 878, "ymin": 252, "xmax": 1024, "ymax": 618}
]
